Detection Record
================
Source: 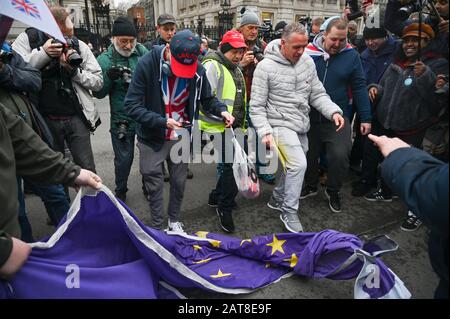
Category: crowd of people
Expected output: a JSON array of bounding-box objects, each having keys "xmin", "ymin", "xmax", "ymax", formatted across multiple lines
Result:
[{"xmin": 0, "ymin": 0, "xmax": 448, "ymax": 298}]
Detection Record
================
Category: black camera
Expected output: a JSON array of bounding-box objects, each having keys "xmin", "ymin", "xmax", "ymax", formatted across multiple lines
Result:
[
  {"xmin": 116, "ymin": 120, "xmax": 129, "ymax": 140},
  {"xmin": 0, "ymin": 50, "xmax": 13, "ymax": 64},
  {"xmin": 52, "ymin": 36, "xmax": 83, "ymax": 68},
  {"xmin": 252, "ymin": 45, "xmax": 265, "ymax": 62},
  {"xmin": 346, "ymin": 0, "xmax": 364, "ymax": 21},
  {"xmin": 108, "ymin": 66, "xmax": 132, "ymax": 89}
]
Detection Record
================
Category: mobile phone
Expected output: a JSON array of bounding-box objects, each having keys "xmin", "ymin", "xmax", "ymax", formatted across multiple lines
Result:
[{"xmin": 181, "ymin": 122, "xmax": 192, "ymax": 128}]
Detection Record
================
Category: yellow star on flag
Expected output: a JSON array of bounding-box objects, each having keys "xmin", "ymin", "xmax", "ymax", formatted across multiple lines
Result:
[
  {"xmin": 210, "ymin": 269, "xmax": 231, "ymax": 279},
  {"xmin": 193, "ymin": 245, "xmax": 202, "ymax": 251},
  {"xmin": 266, "ymin": 235, "xmax": 286, "ymax": 256},
  {"xmin": 194, "ymin": 258, "xmax": 211, "ymax": 264},
  {"xmin": 210, "ymin": 240, "xmax": 221, "ymax": 248},
  {"xmin": 195, "ymin": 231, "xmax": 209, "ymax": 238},
  {"xmin": 283, "ymin": 253, "xmax": 299, "ymax": 268},
  {"xmin": 240, "ymin": 239, "xmax": 252, "ymax": 246}
]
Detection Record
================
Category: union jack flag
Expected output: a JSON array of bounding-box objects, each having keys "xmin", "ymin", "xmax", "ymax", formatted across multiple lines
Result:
[{"xmin": 11, "ymin": 0, "xmax": 41, "ymax": 19}]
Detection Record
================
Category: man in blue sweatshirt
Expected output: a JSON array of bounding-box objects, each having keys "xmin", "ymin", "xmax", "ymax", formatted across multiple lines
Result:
[{"xmin": 301, "ymin": 18, "xmax": 372, "ymax": 213}]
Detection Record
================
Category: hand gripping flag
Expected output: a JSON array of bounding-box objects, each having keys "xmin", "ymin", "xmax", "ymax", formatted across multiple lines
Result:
[
  {"xmin": 0, "ymin": 0, "xmax": 66, "ymax": 43},
  {"xmin": 1, "ymin": 186, "xmax": 411, "ymax": 299}
]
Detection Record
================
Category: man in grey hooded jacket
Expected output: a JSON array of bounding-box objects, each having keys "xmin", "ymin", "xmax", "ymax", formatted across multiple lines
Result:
[{"xmin": 250, "ymin": 23, "xmax": 345, "ymax": 233}]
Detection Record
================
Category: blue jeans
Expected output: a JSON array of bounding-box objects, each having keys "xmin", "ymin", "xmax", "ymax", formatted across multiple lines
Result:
[
  {"xmin": 24, "ymin": 178, "xmax": 71, "ymax": 226},
  {"xmin": 111, "ymin": 132, "xmax": 136, "ymax": 194}
]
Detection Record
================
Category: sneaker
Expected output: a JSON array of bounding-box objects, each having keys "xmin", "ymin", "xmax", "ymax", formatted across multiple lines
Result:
[
  {"xmin": 280, "ymin": 212, "xmax": 303, "ymax": 233},
  {"xmin": 208, "ymin": 195, "xmax": 218, "ymax": 207},
  {"xmin": 187, "ymin": 167, "xmax": 194, "ymax": 179},
  {"xmin": 258, "ymin": 173, "xmax": 276, "ymax": 184},
  {"xmin": 300, "ymin": 186, "xmax": 318, "ymax": 199},
  {"xmin": 325, "ymin": 189, "xmax": 341, "ymax": 213},
  {"xmin": 167, "ymin": 220, "xmax": 185, "ymax": 233},
  {"xmin": 115, "ymin": 192, "xmax": 126, "ymax": 202},
  {"xmin": 400, "ymin": 211, "xmax": 422, "ymax": 232},
  {"xmin": 216, "ymin": 208, "xmax": 235, "ymax": 233},
  {"xmin": 267, "ymin": 196, "xmax": 283, "ymax": 212},
  {"xmin": 364, "ymin": 188, "xmax": 393, "ymax": 202},
  {"xmin": 351, "ymin": 180, "xmax": 374, "ymax": 197}
]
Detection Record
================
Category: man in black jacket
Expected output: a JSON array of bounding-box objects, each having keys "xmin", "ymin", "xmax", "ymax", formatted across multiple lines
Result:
[
  {"xmin": 124, "ymin": 30, "xmax": 234, "ymax": 233},
  {"xmin": 369, "ymin": 134, "xmax": 448, "ymax": 299}
]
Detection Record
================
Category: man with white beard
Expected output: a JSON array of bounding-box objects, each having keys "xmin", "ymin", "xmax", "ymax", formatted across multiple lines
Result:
[{"xmin": 94, "ymin": 17, "xmax": 148, "ymax": 202}]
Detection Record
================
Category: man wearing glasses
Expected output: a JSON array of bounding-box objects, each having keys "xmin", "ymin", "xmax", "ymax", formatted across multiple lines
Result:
[{"xmin": 94, "ymin": 17, "xmax": 148, "ymax": 202}]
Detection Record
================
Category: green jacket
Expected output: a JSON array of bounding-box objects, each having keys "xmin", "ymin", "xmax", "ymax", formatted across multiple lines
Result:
[
  {"xmin": 94, "ymin": 43, "xmax": 148, "ymax": 134},
  {"xmin": 0, "ymin": 103, "xmax": 81, "ymax": 269}
]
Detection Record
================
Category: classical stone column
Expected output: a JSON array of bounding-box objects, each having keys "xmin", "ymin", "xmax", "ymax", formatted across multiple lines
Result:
[{"xmin": 165, "ymin": 0, "xmax": 172, "ymax": 14}]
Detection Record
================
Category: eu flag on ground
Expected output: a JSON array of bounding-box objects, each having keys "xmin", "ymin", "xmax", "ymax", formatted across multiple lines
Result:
[{"xmin": 1, "ymin": 186, "xmax": 411, "ymax": 299}]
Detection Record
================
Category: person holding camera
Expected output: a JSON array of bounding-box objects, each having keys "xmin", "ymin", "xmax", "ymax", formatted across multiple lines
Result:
[
  {"xmin": 238, "ymin": 9, "xmax": 276, "ymax": 185},
  {"xmin": 124, "ymin": 30, "xmax": 234, "ymax": 233},
  {"xmin": 0, "ymin": 41, "xmax": 72, "ymax": 241},
  {"xmin": 250, "ymin": 23, "xmax": 345, "ymax": 233},
  {"xmin": 12, "ymin": 6, "xmax": 103, "ymax": 174},
  {"xmin": 94, "ymin": 17, "xmax": 148, "ymax": 202},
  {"xmin": 365, "ymin": 23, "xmax": 448, "ymax": 232},
  {"xmin": 385, "ymin": 0, "xmax": 449, "ymax": 60}
]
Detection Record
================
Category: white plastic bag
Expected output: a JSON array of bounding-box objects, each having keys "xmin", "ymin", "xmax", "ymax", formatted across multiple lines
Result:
[{"xmin": 232, "ymin": 132, "xmax": 260, "ymax": 199}]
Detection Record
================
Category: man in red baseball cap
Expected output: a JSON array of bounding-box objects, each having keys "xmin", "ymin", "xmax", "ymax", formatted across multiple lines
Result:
[
  {"xmin": 199, "ymin": 30, "xmax": 248, "ymax": 233},
  {"xmin": 124, "ymin": 29, "xmax": 234, "ymax": 233}
]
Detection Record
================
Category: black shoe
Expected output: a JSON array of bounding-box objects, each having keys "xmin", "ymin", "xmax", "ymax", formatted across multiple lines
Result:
[
  {"xmin": 364, "ymin": 188, "xmax": 392, "ymax": 202},
  {"xmin": 325, "ymin": 189, "xmax": 341, "ymax": 213},
  {"xmin": 216, "ymin": 208, "xmax": 235, "ymax": 233},
  {"xmin": 300, "ymin": 186, "xmax": 318, "ymax": 199},
  {"xmin": 400, "ymin": 211, "xmax": 422, "ymax": 232},
  {"xmin": 187, "ymin": 167, "xmax": 194, "ymax": 179},
  {"xmin": 351, "ymin": 180, "xmax": 373, "ymax": 197},
  {"xmin": 208, "ymin": 192, "xmax": 218, "ymax": 207},
  {"xmin": 115, "ymin": 192, "xmax": 126, "ymax": 202}
]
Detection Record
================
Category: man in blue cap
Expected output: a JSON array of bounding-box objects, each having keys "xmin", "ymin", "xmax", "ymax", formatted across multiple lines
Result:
[{"xmin": 124, "ymin": 29, "xmax": 234, "ymax": 233}]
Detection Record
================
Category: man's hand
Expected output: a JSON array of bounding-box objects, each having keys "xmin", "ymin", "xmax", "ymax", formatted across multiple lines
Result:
[
  {"xmin": 439, "ymin": 18, "xmax": 449, "ymax": 35},
  {"xmin": 221, "ymin": 111, "xmax": 235, "ymax": 128},
  {"xmin": 43, "ymin": 39, "xmax": 63, "ymax": 58},
  {"xmin": 368, "ymin": 87, "xmax": 378, "ymax": 103},
  {"xmin": 360, "ymin": 122, "xmax": 372, "ymax": 135},
  {"xmin": 73, "ymin": 169, "xmax": 102, "ymax": 190},
  {"xmin": 0, "ymin": 237, "xmax": 31, "ymax": 280},
  {"xmin": 262, "ymin": 133, "xmax": 274, "ymax": 150},
  {"xmin": 240, "ymin": 51, "xmax": 255, "ymax": 68},
  {"xmin": 166, "ymin": 118, "xmax": 183, "ymax": 130},
  {"xmin": 368, "ymin": 134, "xmax": 410, "ymax": 157},
  {"xmin": 332, "ymin": 113, "xmax": 345, "ymax": 132},
  {"xmin": 413, "ymin": 61, "xmax": 427, "ymax": 77},
  {"xmin": 436, "ymin": 74, "xmax": 448, "ymax": 89}
]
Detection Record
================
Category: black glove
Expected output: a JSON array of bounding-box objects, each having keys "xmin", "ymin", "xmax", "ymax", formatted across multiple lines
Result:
[{"xmin": 107, "ymin": 66, "xmax": 123, "ymax": 80}]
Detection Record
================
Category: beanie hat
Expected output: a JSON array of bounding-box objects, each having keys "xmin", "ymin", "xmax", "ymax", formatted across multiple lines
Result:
[
  {"xmin": 363, "ymin": 27, "xmax": 388, "ymax": 40},
  {"xmin": 112, "ymin": 17, "xmax": 137, "ymax": 37},
  {"xmin": 274, "ymin": 21, "xmax": 287, "ymax": 32},
  {"xmin": 240, "ymin": 10, "xmax": 260, "ymax": 27}
]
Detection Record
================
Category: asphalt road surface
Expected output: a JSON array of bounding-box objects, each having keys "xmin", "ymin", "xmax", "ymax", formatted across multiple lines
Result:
[{"xmin": 23, "ymin": 96, "xmax": 438, "ymax": 299}]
